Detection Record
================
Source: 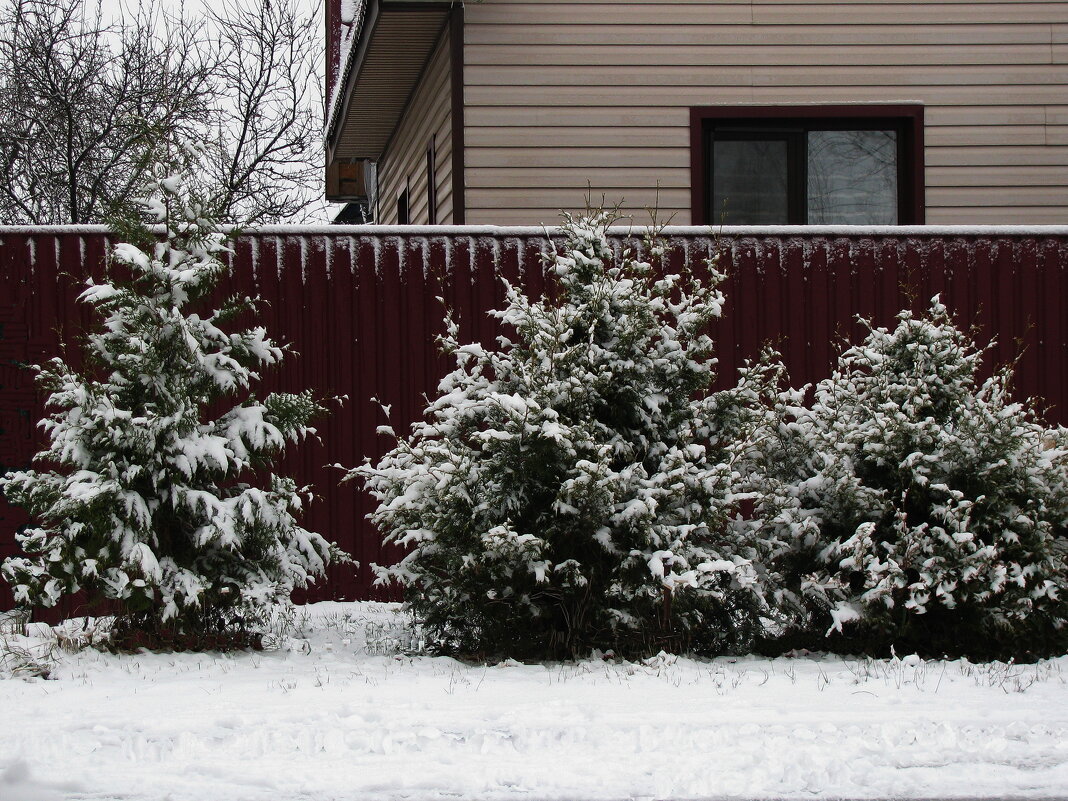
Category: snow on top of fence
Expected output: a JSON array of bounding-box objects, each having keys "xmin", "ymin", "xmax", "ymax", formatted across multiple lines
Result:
[
  {"xmin": 231, "ymin": 224, "xmax": 1068, "ymax": 237},
  {"xmin": 0, "ymin": 225, "xmax": 112, "ymax": 234},
  {"xmin": 3, "ymin": 224, "xmax": 1068, "ymax": 237}
]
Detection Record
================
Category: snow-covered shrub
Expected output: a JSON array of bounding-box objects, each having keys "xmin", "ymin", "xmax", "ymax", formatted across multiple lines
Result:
[
  {"xmin": 735, "ymin": 298, "xmax": 1068, "ymax": 659},
  {"xmin": 352, "ymin": 212, "xmax": 765, "ymax": 659},
  {"xmin": 0, "ymin": 167, "xmax": 346, "ymax": 647}
]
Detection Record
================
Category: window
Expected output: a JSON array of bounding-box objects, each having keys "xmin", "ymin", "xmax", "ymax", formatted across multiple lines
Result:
[
  {"xmin": 690, "ymin": 106, "xmax": 924, "ymax": 225},
  {"xmin": 396, "ymin": 187, "xmax": 410, "ymax": 225}
]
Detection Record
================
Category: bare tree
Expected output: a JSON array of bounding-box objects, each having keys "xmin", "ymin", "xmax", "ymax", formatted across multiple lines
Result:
[
  {"xmin": 205, "ymin": 0, "xmax": 325, "ymax": 224},
  {"xmin": 0, "ymin": 0, "xmax": 215, "ymax": 224},
  {"xmin": 0, "ymin": 0, "xmax": 326, "ymax": 226}
]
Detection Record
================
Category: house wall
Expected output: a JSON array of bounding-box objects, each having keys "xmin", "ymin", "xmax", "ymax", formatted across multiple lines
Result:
[
  {"xmin": 376, "ymin": 24, "xmax": 454, "ymax": 225},
  {"xmin": 461, "ymin": 0, "xmax": 1068, "ymax": 225}
]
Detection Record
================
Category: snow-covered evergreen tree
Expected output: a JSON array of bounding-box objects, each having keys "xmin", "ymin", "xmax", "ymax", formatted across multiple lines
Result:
[
  {"xmin": 1, "ymin": 166, "xmax": 345, "ymax": 646},
  {"xmin": 734, "ymin": 298, "xmax": 1068, "ymax": 658},
  {"xmin": 353, "ymin": 213, "xmax": 765, "ymax": 659}
]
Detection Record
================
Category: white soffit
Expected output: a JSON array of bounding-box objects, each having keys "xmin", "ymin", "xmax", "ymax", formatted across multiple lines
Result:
[{"xmin": 331, "ymin": 3, "xmax": 451, "ymax": 161}]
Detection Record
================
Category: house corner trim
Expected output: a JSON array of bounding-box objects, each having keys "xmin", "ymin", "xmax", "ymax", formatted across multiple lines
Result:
[{"xmin": 450, "ymin": 5, "xmax": 466, "ymax": 224}]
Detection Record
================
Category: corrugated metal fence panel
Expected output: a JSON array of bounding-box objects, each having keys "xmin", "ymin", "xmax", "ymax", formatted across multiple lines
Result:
[
  {"xmin": 716, "ymin": 233, "xmax": 1068, "ymax": 410},
  {"xmin": 1, "ymin": 228, "xmax": 1066, "ymax": 611}
]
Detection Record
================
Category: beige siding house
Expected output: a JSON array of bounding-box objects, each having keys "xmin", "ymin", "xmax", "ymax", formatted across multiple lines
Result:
[{"xmin": 325, "ymin": 0, "xmax": 1068, "ymax": 226}]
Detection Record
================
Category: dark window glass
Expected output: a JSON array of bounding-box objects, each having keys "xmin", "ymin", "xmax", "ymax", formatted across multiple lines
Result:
[
  {"xmin": 426, "ymin": 138, "xmax": 437, "ymax": 225},
  {"xmin": 397, "ymin": 189, "xmax": 409, "ymax": 225},
  {"xmin": 807, "ymin": 130, "xmax": 897, "ymax": 224},
  {"xmin": 704, "ymin": 118, "xmax": 911, "ymax": 225},
  {"xmin": 712, "ymin": 138, "xmax": 790, "ymax": 224}
]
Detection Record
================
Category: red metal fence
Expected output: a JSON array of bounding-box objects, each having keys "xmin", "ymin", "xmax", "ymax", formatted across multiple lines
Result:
[{"xmin": 1, "ymin": 225, "xmax": 1066, "ymax": 610}]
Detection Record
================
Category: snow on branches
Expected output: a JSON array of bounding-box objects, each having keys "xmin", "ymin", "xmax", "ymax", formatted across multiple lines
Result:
[
  {"xmin": 0, "ymin": 166, "xmax": 346, "ymax": 643},
  {"xmin": 734, "ymin": 298, "xmax": 1068, "ymax": 658},
  {"xmin": 352, "ymin": 212, "xmax": 765, "ymax": 659}
]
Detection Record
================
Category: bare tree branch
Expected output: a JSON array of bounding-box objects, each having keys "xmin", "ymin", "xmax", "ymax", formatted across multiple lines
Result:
[
  {"xmin": 205, "ymin": 0, "xmax": 325, "ymax": 224},
  {"xmin": 0, "ymin": 0, "xmax": 326, "ymax": 225}
]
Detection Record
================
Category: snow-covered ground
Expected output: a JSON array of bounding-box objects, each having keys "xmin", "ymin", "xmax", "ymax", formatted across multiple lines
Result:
[{"xmin": 1, "ymin": 602, "xmax": 1066, "ymax": 801}]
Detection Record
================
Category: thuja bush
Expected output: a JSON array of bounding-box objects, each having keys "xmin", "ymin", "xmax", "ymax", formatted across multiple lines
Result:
[
  {"xmin": 734, "ymin": 298, "xmax": 1068, "ymax": 659},
  {"xmin": 1, "ymin": 166, "xmax": 347, "ymax": 649},
  {"xmin": 352, "ymin": 213, "xmax": 766, "ymax": 659}
]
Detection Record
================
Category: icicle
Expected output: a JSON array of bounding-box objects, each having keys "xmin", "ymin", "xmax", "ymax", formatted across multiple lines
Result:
[
  {"xmin": 27, "ymin": 238, "xmax": 35, "ymax": 270},
  {"xmin": 499, "ymin": 236, "xmax": 517, "ymax": 280},
  {"xmin": 395, "ymin": 236, "xmax": 406, "ymax": 277},
  {"xmin": 370, "ymin": 235, "xmax": 383, "ymax": 279},
  {"xmin": 250, "ymin": 236, "xmax": 260, "ymax": 281},
  {"xmin": 299, "ymin": 235, "xmax": 309, "ymax": 284},
  {"xmin": 410, "ymin": 236, "xmax": 427, "ymax": 280},
  {"xmin": 750, "ymin": 240, "xmax": 764, "ymax": 276},
  {"xmin": 514, "ymin": 236, "xmax": 526, "ymax": 280},
  {"xmin": 467, "ymin": 236, "xmax": 477, "ymax": 287},
  {"xmin": 490, "ymin": 237, "xmax": 502, "ymax": 281}
]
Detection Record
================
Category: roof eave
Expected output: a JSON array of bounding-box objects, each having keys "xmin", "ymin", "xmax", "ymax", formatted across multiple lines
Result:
[{"xmin": 326, "ymin": 0, "xmax": 453, "ymax": 171}]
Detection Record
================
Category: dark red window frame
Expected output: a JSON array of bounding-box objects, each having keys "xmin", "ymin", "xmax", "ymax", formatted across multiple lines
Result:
[{"xmin": 690, "ymin": 104, "xmax": 925, "ymax": 225}]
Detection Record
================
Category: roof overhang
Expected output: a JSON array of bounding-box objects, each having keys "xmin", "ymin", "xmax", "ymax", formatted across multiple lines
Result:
[{"xmin": 325, "ymin": 0, "xmax": 452, "ymax": 200}]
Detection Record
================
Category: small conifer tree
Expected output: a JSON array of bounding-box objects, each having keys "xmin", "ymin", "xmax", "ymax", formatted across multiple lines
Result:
[
  {"xmin": 1, "ymin": 165, "xmax": 345, "ymax": 646},
  {"xmin": 735, "ymin": 298, "xmax": 1068, "ymax": 658},
  {"xmin": 353, "ymin": 212, "xmax": 765, "ymax": 659}
]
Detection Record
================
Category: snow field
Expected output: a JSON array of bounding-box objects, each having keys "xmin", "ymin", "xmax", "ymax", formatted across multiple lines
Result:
[{"xmin": 1, "ymin": 601, "xmax": 1067, "ymax": 801}]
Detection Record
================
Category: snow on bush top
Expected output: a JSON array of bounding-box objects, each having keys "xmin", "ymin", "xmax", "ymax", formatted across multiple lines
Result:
[
  {"xmin": 1, "ymin": 165, "xmax": 345, "ymax": 639},
  {"xmin": 353, "ymin": 211, "xmax": 766, "ymax": 658},
  {"xmin": 734, "ymin": 296, "xmax": 1068, "ymax": 658}
]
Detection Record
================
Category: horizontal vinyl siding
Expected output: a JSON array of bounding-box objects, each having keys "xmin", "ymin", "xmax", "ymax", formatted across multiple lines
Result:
[
  {"xmin": 463, "ymin": 1, "xmax": 1068, "ymax": 225},
  {"xmin": 377, "ymin": 27, "xmax": 454, "ymax": 225}
]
